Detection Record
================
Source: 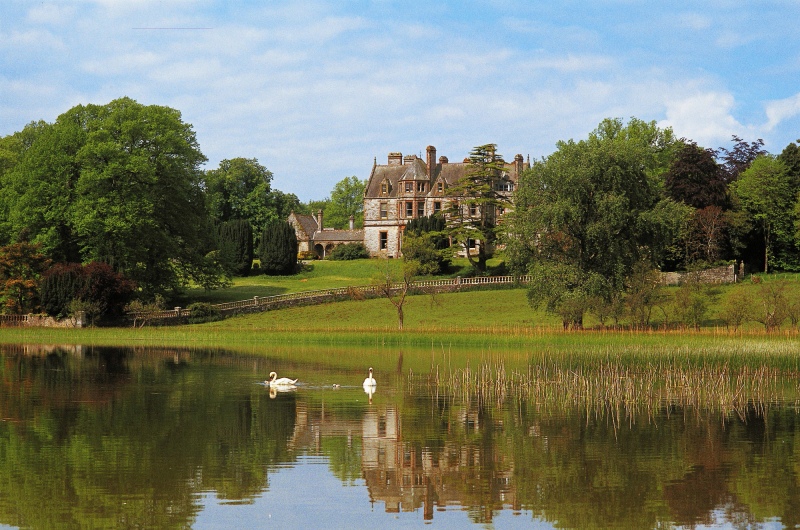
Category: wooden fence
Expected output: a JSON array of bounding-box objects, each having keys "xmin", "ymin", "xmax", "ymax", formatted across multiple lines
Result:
[{"xmin": 128, "ymin": 275, "xmax": 532, "ymax": 325}]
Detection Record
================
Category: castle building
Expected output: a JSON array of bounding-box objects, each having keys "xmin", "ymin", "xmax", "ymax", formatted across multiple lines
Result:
[{"xmin": 362, "ymin": 145, "xmax": 527, "ymax": 257}]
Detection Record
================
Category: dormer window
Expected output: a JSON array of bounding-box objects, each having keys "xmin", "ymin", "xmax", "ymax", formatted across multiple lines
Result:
[
  {"xmin": 381, "ymin": 180, "xmax": 390, "ymax": 196},
  {"xmin": 404, "ymin": 182, "xmax": 413, "ymax": 193},
  {"xmin": 437, "ymin": 182, "xmax": 443, "ymax": 193},
  {"xmin": 417, "ymin": 182, "xmax": 426, "ymax": 193}
]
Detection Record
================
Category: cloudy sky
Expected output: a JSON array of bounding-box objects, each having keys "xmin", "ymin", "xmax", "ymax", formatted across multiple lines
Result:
[{"xmin": 3, "ymin": 1, "xmax": 800, "ymax": 201}]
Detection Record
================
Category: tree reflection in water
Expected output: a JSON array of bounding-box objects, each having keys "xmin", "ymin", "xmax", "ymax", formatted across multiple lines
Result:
[{"xmin": 0, "ymin": 344, "xmax": 799, "ymax": 528}]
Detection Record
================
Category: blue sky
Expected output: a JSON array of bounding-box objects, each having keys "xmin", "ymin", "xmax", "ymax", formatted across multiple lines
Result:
[{"xmin": 3, "ymin": 1, "xmax": 800, "ymax": 202}]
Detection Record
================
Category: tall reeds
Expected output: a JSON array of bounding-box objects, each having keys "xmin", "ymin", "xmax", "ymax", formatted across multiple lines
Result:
[{"xmin": 415, "ymin": 355, "xmax": 800, "ymax": 424}]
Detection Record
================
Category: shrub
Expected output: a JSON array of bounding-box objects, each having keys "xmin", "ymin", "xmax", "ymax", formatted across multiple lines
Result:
[
  {"xmin": 187, "ymin": 302, "xmax": 222, "ymax": 323},
  {"xmin": 40, "ymin": 261, "xmax": 135, "ymax": 321},
  {"xmin": 328, "ymin": 243, "xmax": 369, "ymax": 261}
]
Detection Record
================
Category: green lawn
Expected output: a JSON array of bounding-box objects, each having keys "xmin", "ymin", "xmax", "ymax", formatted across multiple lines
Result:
[{"xmin": 176, "ymin": 258, "xmax": 502, "ymax": 305}]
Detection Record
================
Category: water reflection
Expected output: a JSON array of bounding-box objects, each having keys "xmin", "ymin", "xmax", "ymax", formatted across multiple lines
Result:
[{"xmin": 1, "ymin": 344, "xmax": 800, "ymax": 528}]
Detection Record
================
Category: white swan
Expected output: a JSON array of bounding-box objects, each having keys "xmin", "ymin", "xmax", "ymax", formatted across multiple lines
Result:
[
  {"xmin": 363, "ymin": 367, "xmax": 377, "ymax": 387},
  {"xmin": 266, "ymin": 371, "xmax": 297, "ymax": 387}
]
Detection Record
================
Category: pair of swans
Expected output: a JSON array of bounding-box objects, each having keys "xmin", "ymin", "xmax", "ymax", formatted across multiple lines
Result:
[{"xmin": 266, "ymin": 368, "xmax": 377, "ymax": 389}]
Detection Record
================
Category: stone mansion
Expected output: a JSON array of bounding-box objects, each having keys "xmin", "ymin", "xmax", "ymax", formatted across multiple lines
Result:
[{"xmin": 289, "ymin": 145, "xmax": 528, "ymax": 258}]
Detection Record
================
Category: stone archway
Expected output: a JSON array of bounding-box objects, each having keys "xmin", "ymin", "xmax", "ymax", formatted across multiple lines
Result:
[{"xmin": 313, "ymin": 243, "xmax": 324, "ymax": 259}]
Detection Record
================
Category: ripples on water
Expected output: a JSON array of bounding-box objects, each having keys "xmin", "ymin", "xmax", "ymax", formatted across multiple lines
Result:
[{"xmin": 1, "ymin": 344, "xmax": 799, "ymax": 529}]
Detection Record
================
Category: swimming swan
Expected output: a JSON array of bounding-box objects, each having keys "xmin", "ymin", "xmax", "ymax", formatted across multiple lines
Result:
[
  {"xmin": 267, "ymin": 371, "xmax": 297, "ymax": 387},
  {"xmin": 363, "ymin": 367, "xmax": 377, "ymax": 387}
]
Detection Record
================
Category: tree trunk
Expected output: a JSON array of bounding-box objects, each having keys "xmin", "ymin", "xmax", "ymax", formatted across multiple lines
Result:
[{"xmin": 396, "ymin": 305, "xmax": 404, "ymax": 331}]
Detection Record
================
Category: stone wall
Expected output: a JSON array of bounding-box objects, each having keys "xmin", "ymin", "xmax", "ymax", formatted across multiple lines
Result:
[{"xmin": 660, "ymin": 264, "xmax": 736, "ymax": 286}]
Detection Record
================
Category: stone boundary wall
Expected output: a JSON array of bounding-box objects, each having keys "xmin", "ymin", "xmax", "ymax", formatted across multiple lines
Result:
[
  {"xmin": 0, "ymin": 312, "xmax": 85, "ymax": 328},
  {"xmin": 659, "ymin": 264, "xmax": 736, "ymax": 286}
]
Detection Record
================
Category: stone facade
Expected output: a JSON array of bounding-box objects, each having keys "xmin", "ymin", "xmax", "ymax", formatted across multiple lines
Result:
[
  {"xmin": 288, "ymin": 210, "xmax": 364, "ymax": 259},
  {"xmin": 362, "ymin": 146, "xmax": 528, "ymax": 257}
]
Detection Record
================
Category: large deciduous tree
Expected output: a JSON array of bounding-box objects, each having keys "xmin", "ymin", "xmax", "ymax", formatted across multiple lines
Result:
[
  {"xmin": 203, "ymin": 158, "xmax": 274, "ymax": 232},
  {"xmin": 730, "ymin": 155, "xmax": 793, "ymax": 272},
  {"xmin": 0, "ymin": 97, "xmax": 213, "ymax": 298},
  {"xmin": 505, "ymin": 118, "xmax": 686, "ymax": 327},
  {"xmin": 325, "ymin": 176, "xmax": 366, "ymax": 229},
  {"xmin": 664, "ymin": 140, "xmax": 726, "ymax": 209}
]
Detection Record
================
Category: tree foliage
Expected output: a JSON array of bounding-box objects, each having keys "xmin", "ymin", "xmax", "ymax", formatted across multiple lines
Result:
[
  {"xmin": 730, "ymin": 155, "xmax": 793, "ymax": 272},
  {"xmin": 40, "ymin": 261, "xmax": 135, "ymax": 321},
  {"xmin": 325, "ymin": 176, "xmax": 366, "ymax": 229},
  {"xmin": 0, "ymin": 97, "xmax": 214, "ymax": 298},
  {"xmin": 258, "ymin": 221, "xmax": 298, "ymax": 275},
  {"xmin": 444, "ymin": 144, "xmax": 509, "ymax": 273},
  {"xmin": 217, "ymin": 219, "xmax": 254, "ymax": 276},
  {"xmin": 403, "ymin": 215, "xmax": 451, "ymax": 275},
  {"xmin": 665, "ymin": 140, "xmax": 726, "ymax": 209},
  {"xmin": 204, "ymin": 158, "xmax": 275, "ymax": 232},
  {"xmin": 0, "ymin": 242, "xmax": 50, "ymax": 314},
  {"xmin": 506, "ymin": 118, "xmax": 680, "ymax": 326}
]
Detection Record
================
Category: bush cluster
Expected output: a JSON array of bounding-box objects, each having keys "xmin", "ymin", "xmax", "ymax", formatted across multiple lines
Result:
[{"xmin": 328, "ymin": 243, "xmax": 369, "ymax": 261}]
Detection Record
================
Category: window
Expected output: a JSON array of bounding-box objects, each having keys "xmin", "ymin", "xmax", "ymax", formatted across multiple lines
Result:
[
  {"xmin": 434, "ymin": 201, "xmax": 441, "ymax": 213},
  {"xmin": 380, "ymin": 231, "xmax": 388, "ymax": 250},
  {"xmin": 494, "ymin": 181, "xmax": 513, "ymax": 192},
  {"xmin": 437, "ymin": 182, "xmax": 443, "ymax": 193},
  {"xmin": 417, "ymin": 201, "xmax": 424, "ymax": 217},
  {"xmin": 381, "ymin": 181, "xmax": 388, "ymax": 195},
  {"xmin": 405, "ymin": 182, "xmax": 413, "ymax": 193},
  {"xmin": 380, "ymin": 202, "xmax": 388, "ymax": 219},
  {"xmin": 417, "ymin": 182, "xmax": 425, "ymax": 193},
  {"xmin": 406, "ymin": 201, "xmax": 413, "ymax": 217},
  {"xmin": 469, "ymin": 204, "xmax": 478, "ymax": 216}
]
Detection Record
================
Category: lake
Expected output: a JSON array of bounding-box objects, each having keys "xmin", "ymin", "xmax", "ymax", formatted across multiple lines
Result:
[{"xmin": 1, "ymin": 344, "xmax": 799, "ymax": 529}]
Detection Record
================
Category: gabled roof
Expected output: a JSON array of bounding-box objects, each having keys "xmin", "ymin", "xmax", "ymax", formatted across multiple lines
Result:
[{"xmin": 288, "ymin": 212, "xmax": 318, "ymax": 238}]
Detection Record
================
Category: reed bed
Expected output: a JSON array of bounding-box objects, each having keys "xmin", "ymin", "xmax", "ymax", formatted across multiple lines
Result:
[{"xmin": 414, "ymin": 356, "xmax": 800, "ymax": 424}]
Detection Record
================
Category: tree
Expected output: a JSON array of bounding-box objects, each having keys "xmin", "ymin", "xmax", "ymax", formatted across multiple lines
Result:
[
  {"xmin": 718, "ymin": 135, "xmax": 766, "ymax": 182},
  {"xmin": 203, "ymin": 158, "xmax": 275, "ymax": 232},
  {"xmin": 402, "ymin": 215, "xmax": 451, "ymax": 275},
  {"xmin": 505, "ymin": 118, "xmax": 679, "ymax": 326},
  {"xmin": 372, "ymin": 255, "xmax": 415, "ymax": 331},
  {"xmin": 0, "ymin": 97, "xmax": 215, "ymax": 298},
  {"xmin": 325, "ymin": 176, "xmax": 366, "ymax": 229},
  {"xmin": 0, "ymin": 242, "xmax": 50, "ymax": 314},
  {"xmin": 258, "ymin": 220, "xmax": 297, "ymax": 275},
  {"xmin": 40, "ymin": 261, "xmax": 135, "ymax": 321},
  {"xmin": 444, "ymin": 144, "xmax": 509, "ymax": 273},
  {"xmin": 730, "ymin": 155, "xmax": 793, "ymax": 272},
  {"xmin": 665, "ymin": 140, "xmax": 727, "ymax": 209},
  {"xmin": 217, "ymin": 219, "xmax": 253, "ymax": 276}
]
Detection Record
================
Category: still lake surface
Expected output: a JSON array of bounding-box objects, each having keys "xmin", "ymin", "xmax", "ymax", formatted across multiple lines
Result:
[{"xmin": 1, "ymin": 343, "xmax": 800, "ymax": 529}]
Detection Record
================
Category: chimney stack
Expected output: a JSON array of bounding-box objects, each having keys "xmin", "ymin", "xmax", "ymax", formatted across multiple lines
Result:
[
  {"xmin": 514, "ymin": 154, "xmax": 524, "ymax": 176},
  {"xmin": 388, "ymin": 152, "xmax": 403, "ymax": 165},
  {"xmin": 317, "ymin": 209, "xmax": 323, "ymax": 231},
  {"xmin": 349, "ymin": 215, "xmax": 354, "ymax": 230},
  {"xmin": 426, "ymin": 145, "xmax": 436, "ymax": 179}
]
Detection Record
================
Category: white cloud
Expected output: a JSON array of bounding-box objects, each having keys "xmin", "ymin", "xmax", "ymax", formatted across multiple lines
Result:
[
  {"xmin": 659, "ymin": 91, "xmax": 749, "ymax": 146},
  {"xmin": 764, "ymin": 93, "xmax": 800, "ymax": 131}
]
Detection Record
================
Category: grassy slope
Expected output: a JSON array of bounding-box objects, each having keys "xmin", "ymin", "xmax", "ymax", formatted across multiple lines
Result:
[{"xmin": 2, "ymin": 259, "xmax": 800, "ymax": 352}]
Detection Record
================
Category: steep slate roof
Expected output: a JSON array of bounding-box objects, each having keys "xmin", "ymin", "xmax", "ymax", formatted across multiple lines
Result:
[
  {"xmin": 289, "ymin": 212, "xmax": 318, "ymax": 238},
  {"xmin": 312, "ymin": 229, "xmax": 364, "ymax": 242},
  {"xmin": 365, "ymin": 151, "xmax": 520, "ymax": 199}
]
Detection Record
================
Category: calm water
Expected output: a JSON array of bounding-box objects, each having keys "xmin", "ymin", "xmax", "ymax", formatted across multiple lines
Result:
[{"xmin": 1, "ymin": 344, "xmax": 800, "ymax": 529}]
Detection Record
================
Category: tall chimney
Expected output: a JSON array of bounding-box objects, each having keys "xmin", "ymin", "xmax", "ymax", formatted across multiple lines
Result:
[
  {"xmin": 426, "ymin": 145, "xmax": 436, "ymax": 179},
  {"xmin": 349, "ymin": 215, "xmax": 354, "ymax": 230},
  {"xmin": 317, "ymin": 209, "xmax": 323, "ymax": 231},
  {"xmin": 515, "ymin": 153, "xmax": 524, "ymax": 176}
]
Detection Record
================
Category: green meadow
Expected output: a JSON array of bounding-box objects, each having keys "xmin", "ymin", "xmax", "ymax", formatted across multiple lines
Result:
[{"xmin": 2, "ymin": 259, "xmax": 800, "ymax": 365}]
